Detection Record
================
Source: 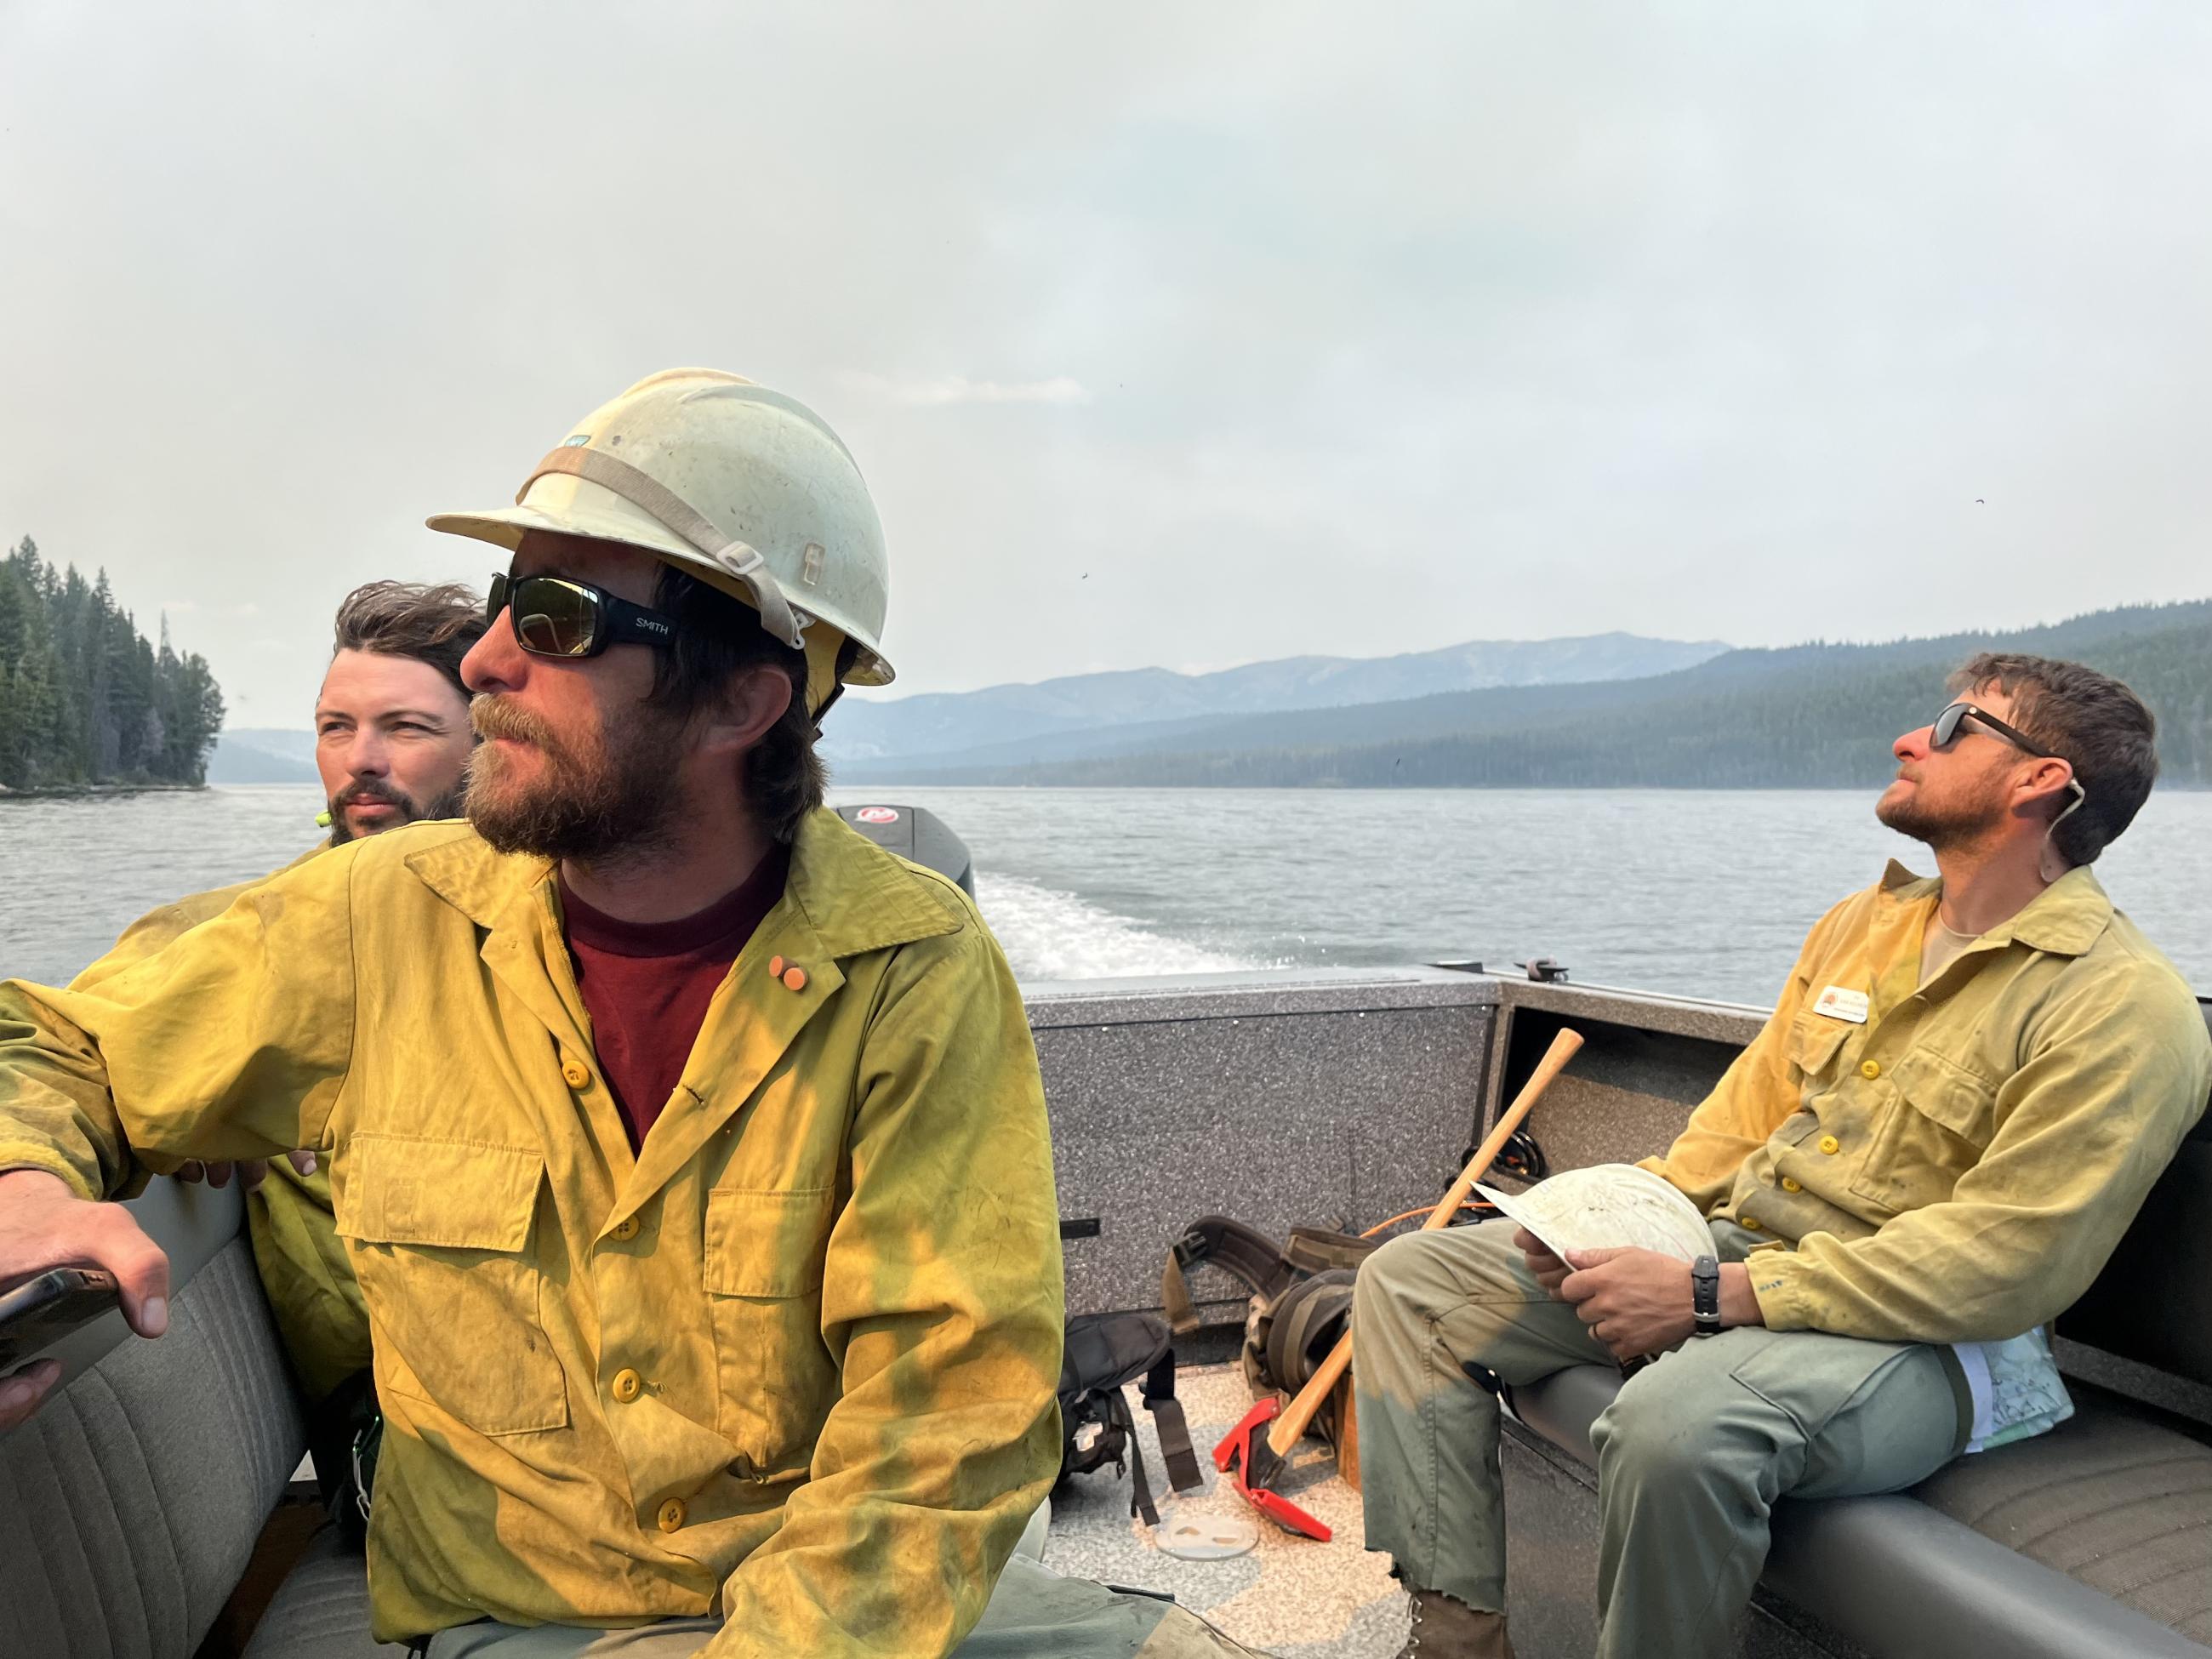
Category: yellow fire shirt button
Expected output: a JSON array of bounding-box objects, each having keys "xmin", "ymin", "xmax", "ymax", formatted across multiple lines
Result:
[
  {"xmin": 1860, "ymin": 1059, "xmax": 1882, "ymax": 1080},
  {"xmin": 562, "ymin": 1059, "xmax": 591, "ymax": 1089},
  {"xmin": 610, "ymin": 1216, "xmax": 641, "ymax": 1242},
  {"xmin": 1781, "ymin": 1177, "xmax": 1803, "ymax": 1194},
  {"xmin": 612, "ymin": 1368, "xmax": 643, "ymax": 1404},
  {"xmin": 1740, "ymin": 1216, "xmax": 1762, "ymax": 1232},
  {"xmin": 657, "ymin": 1497, "xmax": 687, "ymax": 1532},
  {"xmin": 1818, "ymin": 1135, "xmax": 1841, "ymax": 1155}
]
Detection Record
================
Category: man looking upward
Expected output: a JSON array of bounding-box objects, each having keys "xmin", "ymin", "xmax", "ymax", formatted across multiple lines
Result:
[
  {"xmin": 1354, "ymin": 655, "xmax": 2209, "ymax": 1659},
  {"xmin": 0, "ymin": 369, "xmax": 1247, "ymax": 1658}
]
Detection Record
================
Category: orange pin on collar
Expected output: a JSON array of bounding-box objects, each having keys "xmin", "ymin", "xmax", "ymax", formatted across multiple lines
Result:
[
  {"xmin": 782, "ymin": 966, "xmax": 808, "ymax": 992},
  {"xmin": 768, "ymin": 955, "xmax": 785, "ymax": 978}
]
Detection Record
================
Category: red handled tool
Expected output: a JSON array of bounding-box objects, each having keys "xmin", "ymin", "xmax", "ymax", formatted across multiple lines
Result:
[{"xmin": 1211, "ymin": 1027, "xmax": 1586, "ymax": 1536}]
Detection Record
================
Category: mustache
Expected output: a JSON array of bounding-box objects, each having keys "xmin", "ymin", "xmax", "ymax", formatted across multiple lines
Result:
[
  {"xmin": 471, "ymin": 695, "xmax": 557, "ymax": 747},
  {"xmin": 333, "ymin": 778, "xmax": 414, "ymax": 812}
]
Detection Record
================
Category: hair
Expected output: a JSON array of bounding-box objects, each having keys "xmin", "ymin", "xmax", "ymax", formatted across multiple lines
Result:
[
  {"xmin": 647, "ymin": 565, "xmax": 825, "ymax": 843},
  {"xmin": 1946, "ymin": 652, "xmax": 2159, "ymax": 865},
  {"xmin": 331, "ymin": 581, "xmax": 487, "ymax": 706}
]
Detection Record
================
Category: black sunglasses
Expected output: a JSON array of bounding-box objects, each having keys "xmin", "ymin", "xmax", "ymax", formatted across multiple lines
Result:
[
  {"xmin": 1930, "ymin": 700, "xmax": 2058, "ymax": 759},
  {"xmin": 487, "ymin": 572, "xmax": 680, "ymax": 659},
  {"xmin": 1930, "ymin": 700, "xmax": 2088, "ymax": 818}
]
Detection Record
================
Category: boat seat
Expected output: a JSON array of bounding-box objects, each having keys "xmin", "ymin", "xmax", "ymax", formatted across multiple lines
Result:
[
  {"xmin": 0, "ymin": 1177, "xmax": 306, "ymax": 1659},
  {"xmin": 1512, "ymin": 1365, "xmax": 2211, "ymax": 1657},
  {"xmin": 241, "ymin": 1525, "xmax": 403, "ymax": 1658}
]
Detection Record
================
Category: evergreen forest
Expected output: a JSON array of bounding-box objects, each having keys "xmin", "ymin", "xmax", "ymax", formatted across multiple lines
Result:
[{"xmin": 0, "ymin": 537, "xmax": 226, "ymax": 793}]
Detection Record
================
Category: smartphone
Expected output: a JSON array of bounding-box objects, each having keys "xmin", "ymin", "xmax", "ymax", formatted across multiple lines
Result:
[{"xmin": 0, "ymin": 1267, "xmax": 123, "ymax": 1369}]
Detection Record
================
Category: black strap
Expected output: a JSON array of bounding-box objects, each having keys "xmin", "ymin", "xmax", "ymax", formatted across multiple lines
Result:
[
  {"xmin": 1104, "ymin": 1388, "xmax": 1162, "ymax": 1525},
  {"xmin": 1140, "ymin": 1348, "xmax": 1204, "ymax": 1499}
]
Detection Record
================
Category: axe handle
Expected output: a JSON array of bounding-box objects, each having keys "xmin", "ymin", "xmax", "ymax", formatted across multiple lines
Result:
[{"xmin": 1263, "ymin": 1026, "xmax": 1585, "ymax": 1459}]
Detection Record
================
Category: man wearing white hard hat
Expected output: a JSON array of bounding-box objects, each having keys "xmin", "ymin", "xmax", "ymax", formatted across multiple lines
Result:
[{"xmin": 0, "ymin": 370, "xmax": 1251, "ymax": 1656}]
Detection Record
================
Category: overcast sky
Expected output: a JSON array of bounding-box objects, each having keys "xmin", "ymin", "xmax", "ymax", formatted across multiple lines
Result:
[{"xmin": 3, "ymin": 3, "xmax": 2209, "ymax": 727}]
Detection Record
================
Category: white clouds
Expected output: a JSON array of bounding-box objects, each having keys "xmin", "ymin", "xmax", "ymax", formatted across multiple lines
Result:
[{"xmin": 840, "ymin": 373, "xmax": 1093, "ymax": 408}]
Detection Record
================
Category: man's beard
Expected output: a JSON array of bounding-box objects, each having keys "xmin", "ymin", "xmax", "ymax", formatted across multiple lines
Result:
[
  {"xmin": 324, "ymin": 777, "xmax": 469, "ymax": 846},
  {"xmin": 465, "ymin": 694, "xmax": 687, "ymax": 864},
  {"xmin": 1875, "ymin": 778, "xmax": 2002, "ymax": 856}
]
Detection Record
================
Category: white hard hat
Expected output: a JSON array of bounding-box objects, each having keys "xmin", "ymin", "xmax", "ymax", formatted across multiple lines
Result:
[
  {"xmin": 426, "ymin": 368, "xmax": 893, "ymax": 692},
  {"xmin": 1475, "ymin": 1164, "xmax": 1714, "ymax": 1263}
]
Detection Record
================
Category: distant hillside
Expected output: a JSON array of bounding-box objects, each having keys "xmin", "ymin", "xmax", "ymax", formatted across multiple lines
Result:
[
  {"xmin": 870, "ymin": 600, "xmax": 2212, "ymax": 790},
  {"xmin": 208, "ymin": 727, "xmax": 318, "ymax": 784},
  {"xmin": 827, "ymin": 631, "xmax": 1729, "ymax": 772}
]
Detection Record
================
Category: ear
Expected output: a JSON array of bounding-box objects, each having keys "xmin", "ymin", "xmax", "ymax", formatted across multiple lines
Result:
[
  {"xmin": 2015, "ymin": 754, "xmax": 2076, "ymax": 816},
  {"xmin": 694, "ymin": 664, "xmax": 795, "ymax": 761}
]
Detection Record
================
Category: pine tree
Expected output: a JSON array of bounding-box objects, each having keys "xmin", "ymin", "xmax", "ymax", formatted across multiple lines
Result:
[{"xmin": 0, "ymin": 537, "xmax": 225, "ymax": 790}]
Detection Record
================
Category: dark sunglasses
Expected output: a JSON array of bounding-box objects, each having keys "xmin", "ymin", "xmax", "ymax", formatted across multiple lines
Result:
[
  {"xmin": 1930, "ymin": 700, "xmax": 2088, "ymax": 818},
  {"xmin": 487, "ymin": 572, "xmax": 679, "ymax": 659},
  {"xmin": 1930, "ymin": 700, "xmax": 2058, "ymax": 759}
]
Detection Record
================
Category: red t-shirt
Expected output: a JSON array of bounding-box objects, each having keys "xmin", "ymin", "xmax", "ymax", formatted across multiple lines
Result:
[{"xmin": 558, "ymin": 847, "xmax": 790, "ymax": 1150}]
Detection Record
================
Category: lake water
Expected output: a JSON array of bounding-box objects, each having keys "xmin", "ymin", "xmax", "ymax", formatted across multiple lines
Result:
[{"xmin": 3, "ymin": 784, "xmax": 2207, "ymax": 1006}]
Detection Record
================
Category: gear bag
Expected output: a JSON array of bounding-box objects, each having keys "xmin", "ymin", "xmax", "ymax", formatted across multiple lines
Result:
[
  {"xmin": 1057, "ymin": 1311, "xmax": 1205, "ymax": 1525},
  {"xmin": 1160, "ymin": 1217, "xmax": 1380, "ymax": 1447}
]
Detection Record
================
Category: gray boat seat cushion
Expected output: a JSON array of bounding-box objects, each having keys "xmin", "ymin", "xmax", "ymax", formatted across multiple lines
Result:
[
  {"xmin": 241, "ymin": 1524, "xmax": 405, "ymax": 1658},
  {"xmin": 1911, "ymin": 1394, "xmax": 2212, "ymax": 1645},
  {"xmin": 1509, "ymin": 1364, "xmax": 2212, "ymax": 1656},
  {"xmin": 0, "ymin": 1205, "xmax": 306, "ymax": 1659}
]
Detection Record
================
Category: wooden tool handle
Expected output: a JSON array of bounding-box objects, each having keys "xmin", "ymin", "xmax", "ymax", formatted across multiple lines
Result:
[{"xmin": 1264, "ymin": 1026, "xmax": 1585, "ymax": 1457}]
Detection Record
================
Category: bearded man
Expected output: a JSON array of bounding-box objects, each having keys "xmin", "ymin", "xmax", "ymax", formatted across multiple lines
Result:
[
  {"xmin": 1354, "ymin": 654, "xmax": 2210, "ymax": 1659},
  {"xmin": 0, "ymin": 370, "xmax": 1248, "ymax": 1659}
]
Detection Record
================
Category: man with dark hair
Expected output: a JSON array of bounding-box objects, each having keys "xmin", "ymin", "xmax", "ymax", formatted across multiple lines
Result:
[
  {"xmin": 0, "ymin": 370, "xmax": 1249, "ymax": 1658},
  {"xmin": 36, "ymin": 581, "xmax": 490, "ymax": 1525},
  {"xmin": 318, "ymin": 579, "xmax": 485, "ymax": 842},
  {"xmin": 1354, "ymin": 654, "xmax": 2209, "ymax": 1659}
]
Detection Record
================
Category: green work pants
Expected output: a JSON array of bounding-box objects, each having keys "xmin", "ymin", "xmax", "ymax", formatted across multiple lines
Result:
[
  {"xmin": 420, "ymin": 1556, "xmax": 1253, "ymax": 1658},
  {"xmin": 1352, "ymin": 1218, "xmax": 1968, "ymax": 1659}
]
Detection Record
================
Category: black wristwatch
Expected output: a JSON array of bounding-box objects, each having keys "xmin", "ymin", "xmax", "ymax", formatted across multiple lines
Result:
[{"xmin": 1690, "ymin": 1255, "xmax": 1723, "ymax": 1337}]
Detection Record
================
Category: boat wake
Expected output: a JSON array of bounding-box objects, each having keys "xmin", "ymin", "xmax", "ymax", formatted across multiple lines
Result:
[{"xmin": 975, "ymin": 874, "xmax": 1265, "ymax": 982}]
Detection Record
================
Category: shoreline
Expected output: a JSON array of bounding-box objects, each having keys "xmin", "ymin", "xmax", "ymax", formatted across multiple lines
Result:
[{"xmin": 0, "ymin": 781, "xmax": 208, "ymax": 802}]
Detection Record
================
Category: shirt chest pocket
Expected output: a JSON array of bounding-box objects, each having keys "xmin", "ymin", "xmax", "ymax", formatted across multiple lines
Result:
[
  {"xmin": 704, "ymin": 1187, "xmax": 836, "ymax": 1479},
  {"xmin": 1848, "ymin": 1047, "xmax": 1998, "ymax": 1216},
  {"xmin": 1787, "ymin": 1012, "xmax": 1853, "ymax": 1093},
  {"xmin": 335, "ymin": 1133, "xmax": 568, "ymax": 1437}
]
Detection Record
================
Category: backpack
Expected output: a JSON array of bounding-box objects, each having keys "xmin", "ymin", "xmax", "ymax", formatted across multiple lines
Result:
[
  {"xmin": 1056, "ymin": 1311, "xmax": 1204, "ymax": 1525},
  {"xmin": 1160, "ymin": 1217, "xmax": 1380, "ymax": 1447}
]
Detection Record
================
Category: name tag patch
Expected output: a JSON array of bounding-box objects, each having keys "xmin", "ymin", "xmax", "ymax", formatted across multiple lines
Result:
[{"xmin": 1813, "ymin": 985, "xmax": 1869, "ymax": 1024}]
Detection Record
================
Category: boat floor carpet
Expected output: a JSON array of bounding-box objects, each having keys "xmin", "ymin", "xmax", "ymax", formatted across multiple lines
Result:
[{"xmin": 1041, "ymin": 1362, "xmax": 1409, "ymax": 1657}]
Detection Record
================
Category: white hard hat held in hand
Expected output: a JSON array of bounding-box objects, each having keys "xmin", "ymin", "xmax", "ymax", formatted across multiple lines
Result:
[{"xmin": 426, "ymin": 368, "xmax": 892, "ymax": 713}]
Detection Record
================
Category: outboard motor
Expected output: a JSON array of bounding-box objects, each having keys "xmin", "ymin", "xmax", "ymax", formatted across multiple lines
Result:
[{"xmin": 835, "ymin": 803, "xmax": 976, "ymax": 898}]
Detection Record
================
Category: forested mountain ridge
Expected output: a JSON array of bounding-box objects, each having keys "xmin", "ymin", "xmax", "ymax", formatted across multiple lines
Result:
[
  {"xmin": 0, "ymin": 537, "xmax": 226, "ymax": 792},
  {"xmin": 873, "ymin": 600, "xmax": 2212, "ymax": 790},
  {"xmin": 824, "ymin": 630, "xmax": 1730, "ymax": 766}
]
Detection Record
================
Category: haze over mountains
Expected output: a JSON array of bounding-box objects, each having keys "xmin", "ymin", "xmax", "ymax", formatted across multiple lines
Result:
[
  {"xmin": 217, "ymin": 631, "xmax": 1727, "ymax": 784},
  {"xmin": 825, "ymin": 632, "xmax": 1729, "ymax": 771},
  {"xmin": 845, "ymin": 600, "xmax": 2212, "ymax": 790},
  {"xmin": 213, "ymin": 601, "xmax": 2212, "ymax": 794}
]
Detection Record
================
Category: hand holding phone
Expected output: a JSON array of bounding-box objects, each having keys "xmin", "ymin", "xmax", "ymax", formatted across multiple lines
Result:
[
  {"xmin": 0, "ymin": 1267, "xmax": 123, "ymax": 1367},
  {"xmin": 0, "ymin": 1168, "xmax": 171, "ymax": 1433}
]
